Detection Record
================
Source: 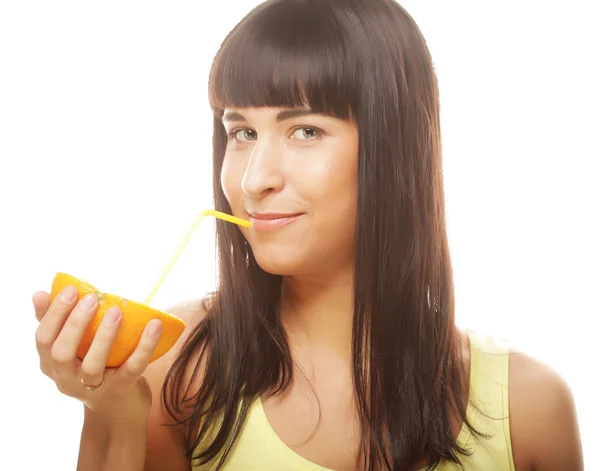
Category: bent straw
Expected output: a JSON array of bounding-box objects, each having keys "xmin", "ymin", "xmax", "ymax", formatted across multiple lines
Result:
[{"xmin": 143, "ymin": 209, "xmax": 252, "ymax": 306}]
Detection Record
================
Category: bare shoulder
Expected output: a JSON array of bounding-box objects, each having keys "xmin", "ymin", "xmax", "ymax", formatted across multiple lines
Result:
[
  {"xmin": 508, "ymin": 347, "xmax": 584, "ymax": 471},
  {"xmin": 143, "ymin": 298, "xmax": 210, "ymax": 471}
]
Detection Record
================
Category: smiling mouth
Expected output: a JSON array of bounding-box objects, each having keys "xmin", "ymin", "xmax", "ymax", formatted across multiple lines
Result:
[{"xmin": 247, "ymin": 212, "xmax": 304, "ymax": 231}]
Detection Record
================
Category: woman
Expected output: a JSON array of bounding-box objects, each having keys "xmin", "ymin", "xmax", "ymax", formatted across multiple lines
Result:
[{"xmin": 33, "ymin": 0, "xmax": 583, "ymax": 470}]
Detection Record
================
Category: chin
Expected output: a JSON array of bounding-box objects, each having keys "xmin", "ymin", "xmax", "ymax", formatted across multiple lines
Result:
[{"xmin": 250, "ymin": 246, "xmax": 307, "ymax": 276}]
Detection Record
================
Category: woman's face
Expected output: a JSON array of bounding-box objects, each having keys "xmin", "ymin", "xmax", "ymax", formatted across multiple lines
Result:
[{"xmin": 220, "ymin": 106, "xmax": 359, "ymax": 277}]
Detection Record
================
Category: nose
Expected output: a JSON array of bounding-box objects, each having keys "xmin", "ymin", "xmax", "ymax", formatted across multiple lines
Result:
[{"xmin": 241, "ymin": 137, "xmax": 284, "ymax": 198}]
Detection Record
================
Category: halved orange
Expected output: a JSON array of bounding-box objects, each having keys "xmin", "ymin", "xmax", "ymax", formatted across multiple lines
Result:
[{"xmin": 49, "ymin": 272, "xmax": 186, "ymax": 367}]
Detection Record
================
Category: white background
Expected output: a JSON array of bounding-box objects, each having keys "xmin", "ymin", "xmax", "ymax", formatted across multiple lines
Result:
[{"xmin": 1, "ymin": 1, "xmax": 598, "ymax": 469}]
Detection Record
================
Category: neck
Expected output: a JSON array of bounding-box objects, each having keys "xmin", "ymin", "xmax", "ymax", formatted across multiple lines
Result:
[{"xmin": 280, "ymin": 268, "xmax": 354, "ymax": 361}]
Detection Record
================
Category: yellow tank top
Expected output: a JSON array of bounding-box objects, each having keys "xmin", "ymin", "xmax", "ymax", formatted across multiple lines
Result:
[{"xmin": 192, "ymin": 329, "xmax": 516, "ymax": 470}]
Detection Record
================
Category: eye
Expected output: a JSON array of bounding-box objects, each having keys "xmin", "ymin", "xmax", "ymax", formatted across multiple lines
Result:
[
  {"xmin": 227, "ymin": 128, "xmax": 257, "ymax": 142},
  {"xmin": 226, "ymin": 126, "xmax": 323, "ymax": 142},
  {"xmin": 291, "ymin": 127, "xmax": 322, "ymax": 140}
]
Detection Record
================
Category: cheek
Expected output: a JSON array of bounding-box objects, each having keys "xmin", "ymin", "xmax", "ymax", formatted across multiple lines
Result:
[
  {"xmin": 322, "ymin": 148, "xmax": 358, "ymax": 233},
  {"xmin": 293, "ymin": 149, "xmax": 358, "ymax": 208},
  {"xmin": 220, "ymin": 155, "xmax": 243, "ymax": 207}
]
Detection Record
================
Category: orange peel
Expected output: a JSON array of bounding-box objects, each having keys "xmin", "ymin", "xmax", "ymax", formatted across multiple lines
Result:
[{"xmin": 50, "ymin": 272, "xmax": 186, "ymax": 367}]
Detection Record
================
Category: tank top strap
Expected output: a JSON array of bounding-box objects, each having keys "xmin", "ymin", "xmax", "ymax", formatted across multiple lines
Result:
[{"xmin": 464, "ymin": 328, "xmax": 516, "ymax": 471}]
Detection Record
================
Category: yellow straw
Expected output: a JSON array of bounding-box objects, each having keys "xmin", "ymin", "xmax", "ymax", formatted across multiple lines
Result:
[{"xmin": 143, "ymin": 209, "xmax": 251, "ymax": 305}]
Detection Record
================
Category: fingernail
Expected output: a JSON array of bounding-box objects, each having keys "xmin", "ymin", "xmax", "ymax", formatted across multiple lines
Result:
[
  {"xmin": 60, "ymin": 286, "xmax": 78, "ymax": 303},
  {"xmin": 102, "ymin": 308, "xmax": 121, "ymax": 326},
  {"xmin": 149, "ymin": 320, "xmax": 162, "ymax": 337},
  {"xmin": 82, "ymin": 293, "xmax": 97, "ymax": 308}
]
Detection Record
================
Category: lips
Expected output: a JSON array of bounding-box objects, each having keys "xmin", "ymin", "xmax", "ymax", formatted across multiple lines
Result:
[
  {"xmin": 249, "ymin": 212, "xmax": 303, "ymax": 220},
  {"xmin": 247, "ymin": 211, "xmax": 304, "ymax": 231}
]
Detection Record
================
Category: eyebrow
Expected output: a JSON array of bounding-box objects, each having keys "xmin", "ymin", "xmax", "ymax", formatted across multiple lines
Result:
[{"xmin": 221, "ymin": 108, "xmax": 326, "ymax": 124}]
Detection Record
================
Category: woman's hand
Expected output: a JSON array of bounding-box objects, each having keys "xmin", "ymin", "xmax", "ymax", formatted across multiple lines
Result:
[{"xmin": 33, "ymin": 285, "xmax": 164, "ymax": 425}]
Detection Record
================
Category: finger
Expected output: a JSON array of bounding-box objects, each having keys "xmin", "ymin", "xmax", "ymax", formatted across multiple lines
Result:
[
  {"xmin": 118, "ymin": 319, "xmax": 163, "ymax": 379},
  {"xmin": 80, "ymin": 307, "xmax": 123, "ymax": 388},
  {"xmin": 35, "ymin": 285, "xmax": 80, "ymax": 357},
  {"xmin": 33, "ymin": 291, "xmax": 51, "ymax": 322},
  {"xmin": 49, "ymin": 293, "xmax": 99, "ymax": 373}
]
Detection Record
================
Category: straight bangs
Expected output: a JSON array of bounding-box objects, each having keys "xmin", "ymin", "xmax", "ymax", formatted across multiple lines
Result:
[{"xmin": 208, "ymin": 0, "xmax": 359, "ymax": 121}]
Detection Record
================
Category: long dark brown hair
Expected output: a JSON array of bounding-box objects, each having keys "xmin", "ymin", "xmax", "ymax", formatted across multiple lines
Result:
[{"xmin": 163, "ymin": 0, "xmax": 487, "ymax": 469}]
